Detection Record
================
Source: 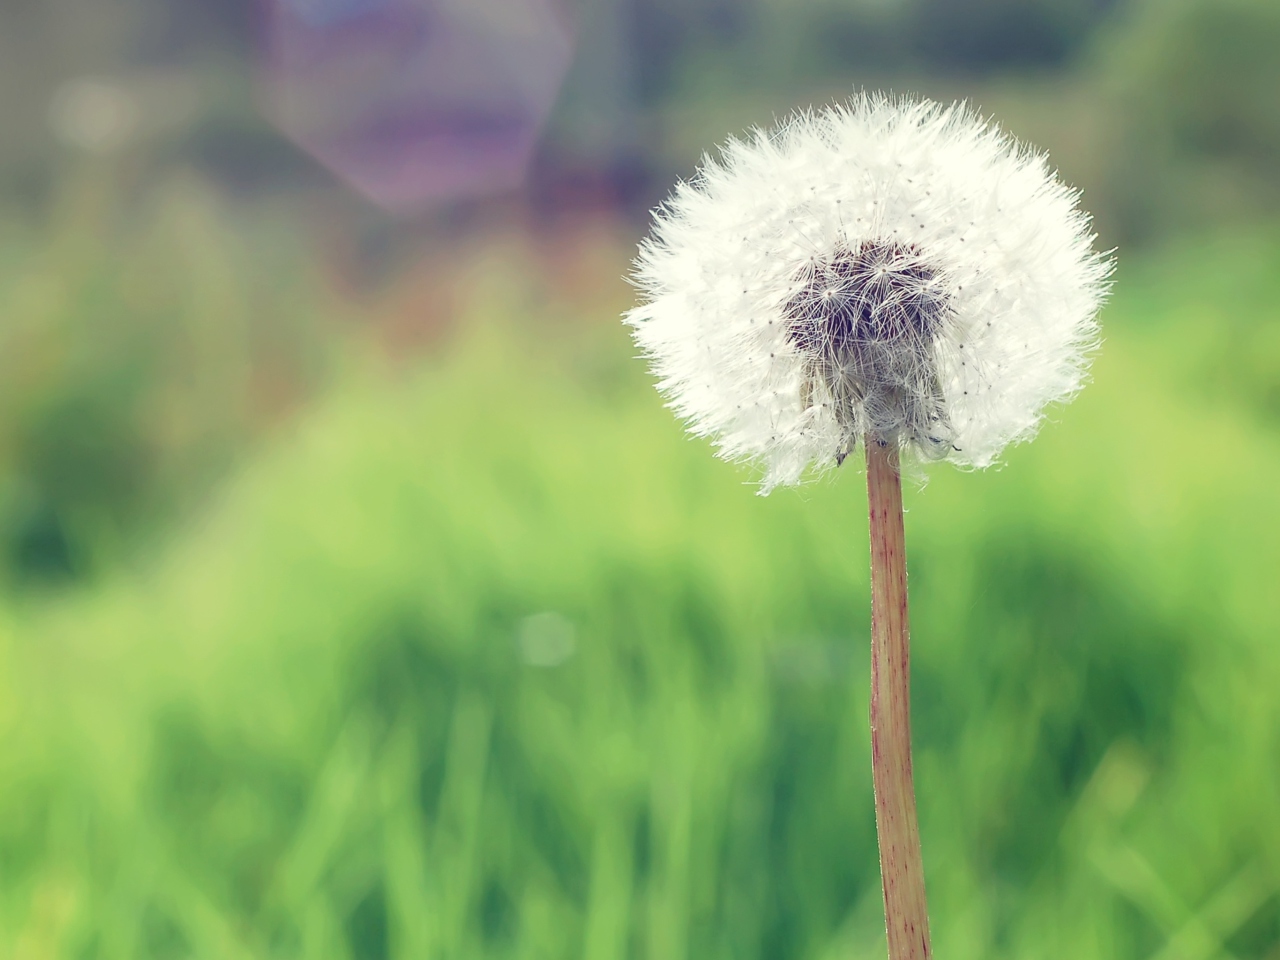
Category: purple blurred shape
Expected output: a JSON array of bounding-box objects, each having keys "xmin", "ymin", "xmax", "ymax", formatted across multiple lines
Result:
[{"xmin": 260, "ymin": 0, "xmax": 574, "ymax": 209}]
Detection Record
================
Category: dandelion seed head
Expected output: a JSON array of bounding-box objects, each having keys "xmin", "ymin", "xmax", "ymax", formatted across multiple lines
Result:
[{"xmin": 625, "ymin": 93, "xmax": 1112, "ymax": 492}]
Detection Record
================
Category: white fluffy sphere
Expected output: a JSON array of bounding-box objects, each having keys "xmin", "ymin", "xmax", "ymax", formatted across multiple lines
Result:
[{"xmin": 626, "ymin": 94, "xmax": 1111, "ymax": 492}]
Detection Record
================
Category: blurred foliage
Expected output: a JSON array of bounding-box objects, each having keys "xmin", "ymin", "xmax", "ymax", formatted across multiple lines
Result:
[
  {"xmin": 754, "ymin": 0, "xmax": 1118, "ymax": 79},
  {"xmin": 0, "ymin": 228, "xmax": 1278, "ymax": 958},
  {"xmin": 902, "ymin": 0, "xmax": 1117, "ymax": 70},
  {"xmin": 5, "ymin": 0, "xmax": 1280, "ymax": 245},
  {"xmin": 614, "ymin": 0, "xmax": 1119, "ymax": 103},
  {"xmin": 1090, "ymin": 0, "xmax": 1280, "ymax": 240},
  {"xmin": 555, "ymin": 0, "xmax": 1280, "ymax": 246},
  {"xmin": 0, "ymin": 171, "xmax": 337, "ymax": 583}
]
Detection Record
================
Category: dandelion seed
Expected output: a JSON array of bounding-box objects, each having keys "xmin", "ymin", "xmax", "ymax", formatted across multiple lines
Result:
[{"xmin": 623, "ymin": 93, "xmax": 1112, "ymax": 960}]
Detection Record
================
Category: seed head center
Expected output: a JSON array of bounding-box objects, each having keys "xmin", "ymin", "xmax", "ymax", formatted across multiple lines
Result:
[
  {"xmin": 783, "ymin": 239, "xmax": 953, "ymax": 456},
  {"xmin": 785, "ymin": 240, "xmax": 946, "ymax": 357}
]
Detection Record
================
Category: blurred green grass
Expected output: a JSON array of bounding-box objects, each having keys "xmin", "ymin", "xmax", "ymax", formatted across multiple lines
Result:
[
  {"xmin": 0, "ymin": 171, "xmax": 338, "ymax": 583},
  {"xmin": 1, "ymin": 223, "xmax": 1279, "ymax": 960}
]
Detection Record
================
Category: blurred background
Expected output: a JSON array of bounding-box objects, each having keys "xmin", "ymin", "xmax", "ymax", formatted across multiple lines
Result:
[{"xmin": 1, "ymin": 0, "xmax": 1279, "ymax": 957}]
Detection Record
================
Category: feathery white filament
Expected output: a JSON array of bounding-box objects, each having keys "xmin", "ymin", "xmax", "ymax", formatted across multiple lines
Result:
[{"xmin": 626, "ymin": 94, "xmax": 1111, "ymax": 492}]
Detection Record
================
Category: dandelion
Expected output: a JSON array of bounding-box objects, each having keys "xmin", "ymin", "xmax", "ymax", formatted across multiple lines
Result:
[{"xmin": 625, "ymin": 94, "xmax": 1111, "ymax": 960}]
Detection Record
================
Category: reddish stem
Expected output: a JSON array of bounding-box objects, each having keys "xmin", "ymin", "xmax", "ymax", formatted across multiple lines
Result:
[{"xmin": 866, "ymin": 438, "xmax": 932, "ymax": 960}]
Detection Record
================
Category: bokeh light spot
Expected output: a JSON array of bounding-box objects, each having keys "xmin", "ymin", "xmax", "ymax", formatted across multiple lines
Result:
[{"xmin": 259, "ymin": 0, "xmax": 574, "ymax": 210}]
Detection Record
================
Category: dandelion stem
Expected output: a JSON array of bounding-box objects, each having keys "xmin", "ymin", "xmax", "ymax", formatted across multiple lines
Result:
[{"xmin": 865, "ymin": 437, "xmax": 931, "ymax": 960}]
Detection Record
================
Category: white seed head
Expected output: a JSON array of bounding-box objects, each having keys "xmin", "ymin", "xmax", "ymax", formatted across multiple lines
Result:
[{"xmin": 625, "ymin": 94, "xmax": 1112, "ymax": 492}]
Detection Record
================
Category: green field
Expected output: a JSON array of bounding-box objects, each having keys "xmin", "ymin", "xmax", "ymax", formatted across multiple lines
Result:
[{"xmin": 1, "ymin": 225, "xmax": 1278, "ymax": 959}]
